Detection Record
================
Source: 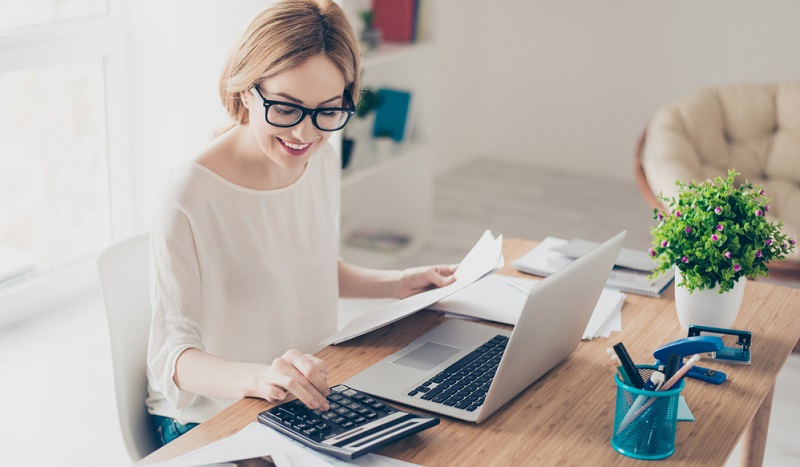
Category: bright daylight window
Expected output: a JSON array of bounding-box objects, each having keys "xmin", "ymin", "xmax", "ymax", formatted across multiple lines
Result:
[
  {"xmin": 0, "ymin": 0, "xmax": 117, "ymax": 290},
  {"xmin": 0, "ymin": 60, "xmax": 109, "ymax": 282},
  {"xmin": 0, "ymin": 0, "xmax": 107, "ymax": 31}
]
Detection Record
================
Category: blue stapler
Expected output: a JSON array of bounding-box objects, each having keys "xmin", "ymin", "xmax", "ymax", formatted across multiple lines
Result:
[
  {"xmin": 653, "ymin": 335, "xmax": 727, "ymax": 385},
  {"xmin": 687, "ymin": 325, "xmax": 751, "ymax": 365}
]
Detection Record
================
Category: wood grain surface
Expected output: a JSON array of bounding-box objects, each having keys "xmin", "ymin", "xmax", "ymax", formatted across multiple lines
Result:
[{"xmin": 140, "ymin": 239, "xmax": 800, "ymax": 466}]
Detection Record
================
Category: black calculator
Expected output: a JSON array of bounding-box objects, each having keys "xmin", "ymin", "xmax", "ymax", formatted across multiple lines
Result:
[{"xmin": 257, "ymin": 384, "xmax": 439, "ymax": 460}]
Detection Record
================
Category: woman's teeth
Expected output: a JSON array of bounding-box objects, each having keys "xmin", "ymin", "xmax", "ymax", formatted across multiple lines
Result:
[{"xmin": 283, "ymin": 141, "xmax": 310, "ymax": 150}]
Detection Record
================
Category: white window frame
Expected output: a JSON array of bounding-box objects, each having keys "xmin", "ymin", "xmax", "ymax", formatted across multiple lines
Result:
[{"xmin": 0, "ymin": 0, "xmax": 135, "ymax": 323}]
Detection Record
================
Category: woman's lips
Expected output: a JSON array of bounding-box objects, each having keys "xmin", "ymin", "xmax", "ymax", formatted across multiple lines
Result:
[{"xmin": 278, "ymin": 138, "xmax": 312, "ymax": 157}]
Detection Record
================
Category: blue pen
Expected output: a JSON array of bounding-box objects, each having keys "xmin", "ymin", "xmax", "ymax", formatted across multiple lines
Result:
[{"xmin": 643, "ymin": 370, "xmax": 665, "ymax": 392}]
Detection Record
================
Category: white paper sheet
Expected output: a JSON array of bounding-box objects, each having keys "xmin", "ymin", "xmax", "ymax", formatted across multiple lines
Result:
[
  {"xmin": 511, "ymin": 237, "xmax": 673, "ymax": 297},
  {"xmin": 149, "ymin": 422, "xmax": 422, "ymax": 467},
  {"xmin": 428, "ymin": 274, "xmax": 625, "ymax": 340},
  {"xmin": 321, "ymin": 230, "xmax": 503, "ymax": 346}
]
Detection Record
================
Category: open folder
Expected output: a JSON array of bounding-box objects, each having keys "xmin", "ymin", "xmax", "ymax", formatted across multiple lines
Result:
[{"xmin": 321, "ymin": 230, "xmax": 504, "ymax": 346}]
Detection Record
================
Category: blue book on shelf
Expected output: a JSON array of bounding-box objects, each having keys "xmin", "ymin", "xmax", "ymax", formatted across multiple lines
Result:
[{"xmin": 373, "ymin": 88, "xmax": 411, "ymax": 142}]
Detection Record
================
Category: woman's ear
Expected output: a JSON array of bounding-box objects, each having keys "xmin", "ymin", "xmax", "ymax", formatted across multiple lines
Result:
[{"xmin": 240, "ymin": 90, "xmax": 251, "ymax": 109}]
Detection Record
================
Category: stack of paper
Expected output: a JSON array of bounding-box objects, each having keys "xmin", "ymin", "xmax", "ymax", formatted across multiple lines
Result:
[
  {"xmin": 510, "ymin": 237, "xmax": 674, "ymax": 297},
  {"xmin": 150, "ymin": 421, "xmax": 420, "ymax": 466},
  {"xmin": 428, "ymin": 274, "xmax": 625, "ymax": 340}
]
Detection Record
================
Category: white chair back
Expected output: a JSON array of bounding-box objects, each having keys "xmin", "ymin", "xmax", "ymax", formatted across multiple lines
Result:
[{"xmin": 97, "ymin": 232, "xmax": 159, "ymax": 462}]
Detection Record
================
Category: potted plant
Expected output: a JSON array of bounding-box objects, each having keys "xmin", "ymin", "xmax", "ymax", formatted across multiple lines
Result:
[
  {"xmin": 649, "ymin": 170, "xmax": 795, "ymax": 331},
  {"xmin": 342, "ymin": 87, "xmax": 382, "ymax": 169},
  {"xmin": 359, "ymin": 10, "xmax": 381, "ymax": 50}
]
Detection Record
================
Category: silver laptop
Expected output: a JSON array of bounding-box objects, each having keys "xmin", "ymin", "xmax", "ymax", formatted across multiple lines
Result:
[{"xmin": 345, "ymin": 230, "xmax": 626, "ymax": 423}]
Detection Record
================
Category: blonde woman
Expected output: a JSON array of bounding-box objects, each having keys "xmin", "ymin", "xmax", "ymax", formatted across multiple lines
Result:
[{"xmin": 145, "ymin": 0, "xmax": 456, "ymax": 446}]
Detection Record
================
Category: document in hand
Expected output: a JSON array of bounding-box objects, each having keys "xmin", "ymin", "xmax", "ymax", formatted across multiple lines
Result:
[
  {"xmin": 428, "ymin": 274, "xmax": 625, "ymax": 340},
  {"xmin": 320, "ymin": 230, "xmax": 504, "ymax": 346},
  {"xmin": 511, "ymin": 237, "xmax": 674, "ymax": 297}
]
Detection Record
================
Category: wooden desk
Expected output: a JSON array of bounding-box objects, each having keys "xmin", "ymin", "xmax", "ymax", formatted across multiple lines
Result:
[{"xmin": 140, "ymin": 239, "xmax": 800, "ymax": 466}]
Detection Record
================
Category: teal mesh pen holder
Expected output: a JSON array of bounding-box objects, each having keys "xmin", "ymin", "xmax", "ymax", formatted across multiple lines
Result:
[{"xmin": 611, "ymin": 365, "xmax": 684, "ymax": 460}]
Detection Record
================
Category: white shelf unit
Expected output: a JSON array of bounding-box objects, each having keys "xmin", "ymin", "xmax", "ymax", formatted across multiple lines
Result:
[{"xmin": 339, "ymin": 43, "xmax": 435, "ymax": 269}]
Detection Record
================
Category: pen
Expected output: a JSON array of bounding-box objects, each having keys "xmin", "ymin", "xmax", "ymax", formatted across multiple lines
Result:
[
  {"xmin": 663, "ymin": 353, "xmax": 681, "ymax": 381},
  {"xmin": 618, "ymin": 354, "xmax": 703, "ymax": 433},
  {"xmin": 613, "ymin": 342, "xmax": 645, "ymax": 389},
  {"xmin": 643, "ymin": 370, "xmax": 665, "ymax": 392},
  {"xmin": 616, "ymin": 371, "xmax": 665, "ymax": 434},
  {"xmin": 606, "ymin": 347, "xmax": 632, "ymax": 386},
  {"xmin": 660, "ymin": 354, "xmax": 701, "ymax": 391}
]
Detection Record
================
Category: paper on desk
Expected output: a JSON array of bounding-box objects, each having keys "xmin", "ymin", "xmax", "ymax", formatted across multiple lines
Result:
[
  {"xmin": 321, "ymin": 230, "xmax": 504, "ymax": 346},
  {"xmin": 429, "ymin": 274, "xmax": 625, "ymax": 340},
  {"xmin": 152, "ymin": 422, "xmax": 422, "ymax": 467}
]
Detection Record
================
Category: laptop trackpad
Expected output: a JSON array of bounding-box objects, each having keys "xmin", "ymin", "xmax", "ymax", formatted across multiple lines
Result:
[{"xmin": 392, "ymin": 341, "xmax": 461, "ymax": 371}]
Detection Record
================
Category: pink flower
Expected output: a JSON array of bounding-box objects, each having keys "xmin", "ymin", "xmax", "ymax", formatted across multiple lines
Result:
[
  {"xmin": 764, "ymin": 205, "xmax": 770, "ymax": 212},
  {"xmin": 766, "ymin": 238, "xmax": 773, "ymax": 246},
  {"xmin": 649, "ymin": 248, "xmax": 656, "ymax": 257},
  {"xmin": 724, "ymin": 251, "xmax": 731, "ymax": 259},
  {"xmin": 681, "ymin": 256, "xmax": 689, "ymax": 263},
  {"xmin": 756, "ymin": 250, "xmax": 763, "ymax": 258},
  {"xmin": 755, "ymin": 209, "xmax": 763, "ymax": 217},
  {"xmin": 675, "ymin": 210, "xmax": 682, "ymax": 217},
  {"xmin": 759, "ymin": 189, "xmax": 765, "ymax": 195},
  {"xmin": 685, "ymin": 227, "xmax": 692, "ymax": 234},
  {"xmin": 714, "ymin": 206, "xmax": 722, "ymax": 214},
  {"xmin": 734, "ymin": 264, "xmax": 741, "ymax": 272},
  {"xmin": 716, "ymin": 224, "xmax": 724, "ymax": 231},
  {"xmin": 711, "ymin": 234, "xmax": 719, "ymax": 242},
  {"xmin": 791, "ymin": 239, "xmax": 796, "ymax": 246},
  {"xmin": 661, "ymin": 240, "xmax": 669, "ymax": 248},
  {"xmin": 657, "ymin": 213, "xmax": 664, "ymax": 221}
]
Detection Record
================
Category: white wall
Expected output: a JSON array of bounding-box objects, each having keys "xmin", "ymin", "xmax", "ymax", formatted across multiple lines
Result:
[{"xmin": 432, "ymin": 0, "xmax": 800, "ymax": 182}]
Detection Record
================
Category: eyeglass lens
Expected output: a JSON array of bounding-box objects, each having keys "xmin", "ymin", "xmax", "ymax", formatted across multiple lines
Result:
[{"xmin": 267, "ymin": 104, "xmax": 350, "ymax": 131}]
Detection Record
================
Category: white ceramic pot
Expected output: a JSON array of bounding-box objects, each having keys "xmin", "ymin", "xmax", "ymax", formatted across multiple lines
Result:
[{"xmin": 673, "ymin": 267, "xmax": 746, "ymax": 333}]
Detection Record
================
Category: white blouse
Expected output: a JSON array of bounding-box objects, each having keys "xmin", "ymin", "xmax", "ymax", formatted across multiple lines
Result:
[{"xmin": 146, "ymin": 144, "xmax": 340, "ymax": 424}]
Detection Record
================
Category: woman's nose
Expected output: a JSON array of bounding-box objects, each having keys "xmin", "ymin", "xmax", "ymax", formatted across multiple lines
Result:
[{"xmin": 292, "ymin": 114, "xmax": 317, "ymax": 141}]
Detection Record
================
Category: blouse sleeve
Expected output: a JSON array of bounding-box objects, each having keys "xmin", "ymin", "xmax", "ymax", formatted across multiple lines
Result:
[{"xmin": 147, "ymin": 186, "xmax": 205, "ymax": 411}]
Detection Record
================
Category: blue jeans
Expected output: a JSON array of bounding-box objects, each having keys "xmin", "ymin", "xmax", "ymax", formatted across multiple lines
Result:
[{"xmin": 151, "ymin": 414, "xmax": 199, "ymax": 446}]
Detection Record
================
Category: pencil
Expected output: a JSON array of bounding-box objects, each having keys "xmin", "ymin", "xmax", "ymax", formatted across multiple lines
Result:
[{"xmin": 660, "ymin": 354, "xmax": 701, "ymax": 391}]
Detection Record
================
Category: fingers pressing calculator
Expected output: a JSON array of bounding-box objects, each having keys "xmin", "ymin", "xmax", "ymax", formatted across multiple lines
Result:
[{"xmin": 257, "ymin": 384, "xmax": 439, "ymax": 461}]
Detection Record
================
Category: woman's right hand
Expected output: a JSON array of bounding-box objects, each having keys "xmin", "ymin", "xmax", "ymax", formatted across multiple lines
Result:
[{"xmin": 256, "ymin": 349, "xmax": 330, "ymax": 411}]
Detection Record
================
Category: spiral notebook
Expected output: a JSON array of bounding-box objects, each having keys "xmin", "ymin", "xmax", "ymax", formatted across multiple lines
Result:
[{"xmin": 511, "ymin": 237, "xmax": 674, "ymax": 297}]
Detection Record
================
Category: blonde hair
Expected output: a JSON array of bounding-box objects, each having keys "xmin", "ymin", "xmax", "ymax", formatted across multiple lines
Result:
[{"xmin": 219, "ymin": 0, "xmax": 361, "ymax": 125}]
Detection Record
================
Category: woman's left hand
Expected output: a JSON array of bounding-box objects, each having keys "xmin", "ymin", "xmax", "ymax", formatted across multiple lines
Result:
[{"xmin": 395, "ymin": 264, "xmax": 458, "ymax": 298}]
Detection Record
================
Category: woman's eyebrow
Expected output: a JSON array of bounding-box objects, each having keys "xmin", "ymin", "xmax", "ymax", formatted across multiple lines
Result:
[{"xmin": 273, "ymin": 92, "xmax": 342, "ymax": 106}]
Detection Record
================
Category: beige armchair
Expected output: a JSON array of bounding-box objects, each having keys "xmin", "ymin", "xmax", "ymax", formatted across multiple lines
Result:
[{"xmin": 634, "ymin": 82, "xmax": 800, "ymax": 282}]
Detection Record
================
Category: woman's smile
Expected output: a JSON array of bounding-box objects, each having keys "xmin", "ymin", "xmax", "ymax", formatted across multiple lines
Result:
[{"xmin": 277, "ymin": 137, "xmax": 313, "ymax": 156}]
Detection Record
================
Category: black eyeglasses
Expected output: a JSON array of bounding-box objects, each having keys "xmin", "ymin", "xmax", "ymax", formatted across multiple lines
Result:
[{"xmin": 251, "ymin": 86, "xmax": 356, "ymax": 132}]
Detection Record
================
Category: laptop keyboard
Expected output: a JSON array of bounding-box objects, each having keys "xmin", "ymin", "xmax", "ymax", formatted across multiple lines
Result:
[{"xmin": 406, "ymin": 334, "xmax": 508, "ymax": 411}]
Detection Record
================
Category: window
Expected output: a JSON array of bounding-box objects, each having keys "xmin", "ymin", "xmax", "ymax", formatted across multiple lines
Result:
[
  {"xmin": 0, "ymin": 59, "xmax": 110, "ymax": 282},
  {"xmin": 0, "ymin": 0, "xmax": 126, "ymax": 312},
  {"xmin": 0, "ymin": 0, "xmax": 274, "ymax": 317},
  {"xmin": 0, "ymin": 0, "xmax": 108, "ymax": 31}
]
